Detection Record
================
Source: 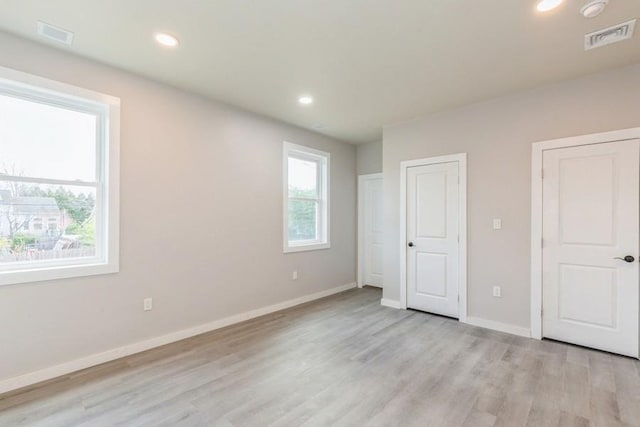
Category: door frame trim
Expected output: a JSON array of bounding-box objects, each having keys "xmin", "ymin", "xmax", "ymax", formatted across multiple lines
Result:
[
  {"xmin": 358, "ymin": 173, "xmax": 384, "ymax": 288},
  {"xmin": 530, "ymin": 127, "xmax": 640, "ymax": 340},
  {"xmin": 400, "ymin": 153, "xmax": 467, "ymax": 322}
]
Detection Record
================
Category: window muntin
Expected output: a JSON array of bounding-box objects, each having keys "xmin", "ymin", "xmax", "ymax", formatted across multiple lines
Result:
[
  {"xmin": 0, "ymin": 66, "xmax": 119, "ymax": 285},
  {"xmin": 283, "ymin": 143, "xmax": 329, "ymax": 252}
]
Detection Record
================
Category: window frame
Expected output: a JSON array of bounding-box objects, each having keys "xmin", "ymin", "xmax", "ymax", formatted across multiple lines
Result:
[
  {"xmin": 0, "ymin": 66, "xmax": 120, "ymax": 286},
  {"xmin": 283, "ymin": 142, "xmax": 330, "ymax": 253}
]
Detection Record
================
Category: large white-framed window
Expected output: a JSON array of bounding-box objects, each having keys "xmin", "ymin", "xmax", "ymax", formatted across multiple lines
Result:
[
  {"xmin": 0, "ymin": 66, "xmax": 120, "ymax": 286},
  {"xmin": 283, "ymin": 142, "xmax": 330, "ymax": 253}
]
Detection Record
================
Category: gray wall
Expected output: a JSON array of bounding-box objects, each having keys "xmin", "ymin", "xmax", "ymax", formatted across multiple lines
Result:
[
  {"xmin": 383, "ymin": 63, "xmax": 640, "ymax": 329},
  {"xmin": 0, "ymin": 32, "xmax": 356, "ymax": 381},
  {"xmin": 356, "ymin": 140, "xmax": 382, "ymax": 175}
]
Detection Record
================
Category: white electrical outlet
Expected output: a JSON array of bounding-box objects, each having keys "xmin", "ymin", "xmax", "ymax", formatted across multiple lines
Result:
[
  {"xmin": 143, "ymin": 297, "xmax": 153, "ymax": 311},
  {"xmin": 292, "ymin": 271, "xmax": 298, "ymax": 280},
  {"xmin": 493, "ymin": 218, "xmax": 502, "ymax": 230},
  {"xmin": 493, "ymin": 286, "xmax": 502, "ymax": 298}
]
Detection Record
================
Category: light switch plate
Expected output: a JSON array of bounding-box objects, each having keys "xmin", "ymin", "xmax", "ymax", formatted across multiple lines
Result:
[{"xmin": 493, "ymin": 218, "xmax": 502, "ymax": 230}]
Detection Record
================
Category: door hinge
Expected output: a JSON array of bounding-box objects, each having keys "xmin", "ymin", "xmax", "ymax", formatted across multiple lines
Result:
[
  {"xmin": 541, "ymin": 169, "xmax": 544, "ymax": 179},
  {"xmin": 457, "ymin": 294, "xmax": 460, "ymax": 302}
]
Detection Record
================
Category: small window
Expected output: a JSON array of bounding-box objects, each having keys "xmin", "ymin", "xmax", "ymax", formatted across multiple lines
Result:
[
  {"xmin": 283, "ymin": 142, "xmax": 330, "ymax": 253},
  {"xmin": 0, "ymin": 66, "xmax": 120, "ymax": 286}
]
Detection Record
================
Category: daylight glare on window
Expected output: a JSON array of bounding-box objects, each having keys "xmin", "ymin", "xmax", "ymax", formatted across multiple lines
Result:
[
  {"xmin": 0, "ymin": 94, "xmax": 97, "ymax": 181},
  {"xmin": 288, "ymin": 157, "xmax": 318, "ymax": 198}
]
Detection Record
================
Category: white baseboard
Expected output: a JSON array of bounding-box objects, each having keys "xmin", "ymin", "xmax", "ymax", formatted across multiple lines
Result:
[
  {"xmin": 377, "ymin": 300, "xmax": 529, "ymax": 339},
  {"xmin": 0, "ymin": 282, "xmax": 357, "ymax": 395},
  {"xmin": 464, "ymin": 316, "xmax": 531, "ymax": 338},
  {"xmin": 380, "ymin": 298, "xmax": 402, "ymax": 309}
]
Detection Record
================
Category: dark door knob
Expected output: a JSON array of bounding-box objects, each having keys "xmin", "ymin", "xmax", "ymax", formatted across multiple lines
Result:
[
  {"xmin": 614, "ymin": 255, "xmax": 635, "ymax": 263},
  {"xmin": 408, "ymin": 242, "xmax": 414, "ymax": 247}
]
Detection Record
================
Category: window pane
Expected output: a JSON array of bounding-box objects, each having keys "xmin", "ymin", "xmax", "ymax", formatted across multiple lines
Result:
[
  {"xmin": 0, "ymin": 181, "xmax": 97, "ymax": 264},
  {"xmin": 288, "ymin": 156, "xmax": 318, "ymax": 199},
  {"xmin": 288, "ymin": 199, "xmax": 318, "ymax": 242},
  {"xmin": 0, "ymin": 93, "xmax": 97, "ymax": 182}
]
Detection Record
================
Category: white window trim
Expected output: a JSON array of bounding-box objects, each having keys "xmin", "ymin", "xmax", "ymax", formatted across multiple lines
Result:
[
  {"xmin": 283, "ymin": 142, "xmax": 330, "ymax": 253},
  {"xmin": 0, "ymin": 65, "xmax": 120, "ymax": 286}
]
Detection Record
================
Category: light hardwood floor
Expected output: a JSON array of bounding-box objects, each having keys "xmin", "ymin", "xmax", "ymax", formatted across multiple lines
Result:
[{"xmin": 1, "ymin": 287, "xmax": 639, "ymax": 427}]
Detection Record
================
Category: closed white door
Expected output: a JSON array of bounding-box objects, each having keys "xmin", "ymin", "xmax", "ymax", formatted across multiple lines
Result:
[
  {"xmin": 362, "ymin": 175, "xmax": 384, "ymax": 287},
  {"xmin": 542, "ymin": 140, "xmax": 639, "ymax": 357},
  {"xmin": 406, "ymin": 162, "xmax": 459, "ymax": 317}
]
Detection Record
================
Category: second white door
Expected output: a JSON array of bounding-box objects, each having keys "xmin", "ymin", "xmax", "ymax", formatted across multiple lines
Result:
[
  {"xmin": 361, "ymin": 174, "xmax": 384, "ymax": 287},
  {"xmin": 406, "ymin": 161, "xmax": 460, "ymax": 317}
]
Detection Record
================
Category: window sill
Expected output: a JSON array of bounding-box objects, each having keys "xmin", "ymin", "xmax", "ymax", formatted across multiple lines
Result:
[
  {"xmin": 0, "ymin": 261, "xmax": 119, "ymax": 287},
  {"xmin": 284, "ymin": 242, "xmax": 331, "ymax": 254}
]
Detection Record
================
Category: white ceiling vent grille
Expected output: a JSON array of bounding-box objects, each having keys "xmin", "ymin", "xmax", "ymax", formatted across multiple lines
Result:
[
  {"xmin": 37, "ymin": 21, "xmax": 74, "ymax": 46},
  {"xmin": 584, "ymin": 19, "xmax": 636, "ymax": 50}
]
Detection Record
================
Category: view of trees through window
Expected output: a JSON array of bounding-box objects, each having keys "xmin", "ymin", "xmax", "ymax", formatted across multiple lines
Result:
[
  {"xmin": 0, "ymin": 175, "xmax": 97, "ymax": 263},
  {"xmin": 288, "ymin": 187, "xmax": 318, "ymax": 241}
]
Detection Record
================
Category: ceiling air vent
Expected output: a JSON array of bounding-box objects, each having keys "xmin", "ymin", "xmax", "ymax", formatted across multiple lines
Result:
[
  {"xmin": 37, "ymin": 21, "xmax": 74, "ymax": 46},
  {"xmin": 584, "ymin": 19, "xmax": 636, "ymax": 50}
]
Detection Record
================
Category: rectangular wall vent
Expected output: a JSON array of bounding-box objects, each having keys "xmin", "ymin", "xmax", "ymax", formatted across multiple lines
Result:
[
  {"xmin": 37, "ymin": 21, "xmax": 74, "ymax": 46},
  {"xmin": 585, "ymin": 19, "xmax": 636, "ymax": 50}
]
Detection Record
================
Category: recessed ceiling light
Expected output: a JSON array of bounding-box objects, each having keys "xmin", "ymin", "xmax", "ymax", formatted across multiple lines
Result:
[
  {"xmin": 154, "ymin": 32, "xmax": 179, "ymax": 47},
  {"xmin": 298, "ymin": 95, "xmax": 314, "ymax": 105},
  {"xmin": 536, "ymin": 0, "xmax": 563, "ymax": 12},
  {"xmin": 581, "ymin": 0, "xmax": 608, "ymax": 18}
]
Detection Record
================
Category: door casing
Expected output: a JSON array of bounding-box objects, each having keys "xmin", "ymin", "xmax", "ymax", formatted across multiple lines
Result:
[
  {"xmin": 400, "ymin": 153, "xmax": 467, "ymax": 322},
  {"xmin": 530, "ymin": 127, "xmax": 640, "ymax": 349}
]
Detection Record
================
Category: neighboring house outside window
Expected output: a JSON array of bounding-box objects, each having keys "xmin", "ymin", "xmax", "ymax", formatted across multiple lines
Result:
[
  {"xmin": 0, "ymin": 195, "xmax": 62, "ymax": 237},
  {"xmin": 0, "ymin": 66, "xmax": 120, "ymax": 286},
  {"xmin": 283, "ymin": 142, "xmax": 330, "ymax": 253}
]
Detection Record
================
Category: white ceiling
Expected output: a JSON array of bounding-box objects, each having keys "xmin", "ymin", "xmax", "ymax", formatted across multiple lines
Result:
[{"xmin": 1, "ymin": 1, "xmax": 639, "ymax": 143}]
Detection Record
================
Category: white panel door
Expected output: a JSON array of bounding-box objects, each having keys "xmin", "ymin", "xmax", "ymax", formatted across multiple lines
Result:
[
  {"xmin": 542, "ymin": 140, "xmax": 639, "ymax": 357},
  {"xmin": 363, "ymin": 176, "xmax": 384, "ymax": 287},
  {"xmin": 406, "ymin": 162, "xmax": 459, "ymax": 317}
]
